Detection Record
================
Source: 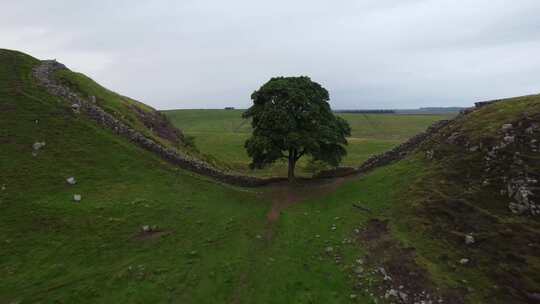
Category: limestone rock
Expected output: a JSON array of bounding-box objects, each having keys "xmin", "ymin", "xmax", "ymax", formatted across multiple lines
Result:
[
  {"xmin": 32, "ymin": 141, "xmax": 46, "ymax": 150},
  {"xmin": 501, "ymin": 123, "xmax": 513, "ymax": 132},
  {"xmin": 465, "ymin": 234, "xmax": 475, "ymax": 245}
]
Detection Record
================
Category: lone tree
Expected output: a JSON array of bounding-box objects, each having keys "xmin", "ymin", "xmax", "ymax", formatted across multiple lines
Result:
[{"xmin": 243, "ymin": 76, "xmax": 351, "ymax": 181}]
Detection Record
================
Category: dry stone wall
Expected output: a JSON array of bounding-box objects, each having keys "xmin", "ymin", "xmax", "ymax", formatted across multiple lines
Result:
[
  {"xmin": 33, "ymin": 59, "xmax": 477, "ymax": 186},
  {"xmin": 33, "ymin": 60, "xmax": 277, "ymax": 187}
]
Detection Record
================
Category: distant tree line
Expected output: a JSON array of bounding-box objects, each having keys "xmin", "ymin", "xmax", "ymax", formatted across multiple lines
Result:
[{"xmin": 333, "ymin": 110, "xmax": 395, "ymax": 114}]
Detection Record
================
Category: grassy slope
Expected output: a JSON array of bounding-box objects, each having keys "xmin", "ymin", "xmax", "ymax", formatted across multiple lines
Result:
[
  {"xmin": 0, "ymin": 50, "xmax": 270, "ymax": 303},
  {"xmin": 163, "ymin": 109, "xmax": 451, "ymax": 177},
  {"xmin": 0, "ymin": 49, "xmax": 410, "ymax": 304},
  {"xmin": 3, "ymin": 48, "xmax": 538, "ymax": 303},
  {"xmin": 384, "ymin": 96, "xmax": 540, "ymax": 303},
  {"xmin": 53, "ymin": 66, "xmax": 200, "ymax": 158}
]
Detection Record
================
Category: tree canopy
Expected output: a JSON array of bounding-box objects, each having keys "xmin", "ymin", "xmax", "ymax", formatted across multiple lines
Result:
[{"xmin": 243, "ymin": 76, "xmax": 351, "ymax": 181}]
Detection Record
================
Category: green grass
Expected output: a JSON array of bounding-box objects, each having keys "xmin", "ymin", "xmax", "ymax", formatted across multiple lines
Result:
[
  {"xmin": 0, "ymin": 49, "xmax": 269, "ymax": 303},
  {"xmin": 0, "ymin": 48, "xmax": 422, "ymax": 304},
  {"xmin": 3, "ymin": 48, "xmax": 538, "ymax": 303},
  {"xmin": 163, "ymin": 109, "xmax": 451, "ymax": 177},
  {"xmin": 0, "ymin": 48, "xmax": 452, "ymax": 304}
]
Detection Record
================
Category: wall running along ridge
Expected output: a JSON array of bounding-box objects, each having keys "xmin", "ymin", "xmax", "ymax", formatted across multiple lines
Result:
[
  {"xmin": 32, "ymin": 60, "xmax": 280, "ymax": 187},
  {"xmin": 33, "ymin": 59, "xmax": 466, "ymax": 185}
]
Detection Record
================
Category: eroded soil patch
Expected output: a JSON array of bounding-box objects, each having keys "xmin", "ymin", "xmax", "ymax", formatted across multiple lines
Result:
[
  {"xmin": 133, "ymin": 229, "xmax": 172, "ymax": 241},
  {"xmin": 356, "ymin": 219, "xmax": 465, "ymax": 304}
]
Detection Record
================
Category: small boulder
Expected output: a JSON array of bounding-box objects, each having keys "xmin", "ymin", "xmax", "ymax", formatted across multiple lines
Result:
[
  {"xmin": 509, "ymin": 202, "xmax": 528, "ymax": 215},
  {"xmin": 73, "ymin": 194, "xmax": 82, "ymax": 202},
  {"xmin": 66, "ymin": 177, "xmax": 76, "ymax": 185},
  {"xmin": 71, "ymin": 103, "xmax": 81, "ymax": 113},
  {"xmin": 399, "ymin": 291, "xmax": 408, "ymax": 302},
  {"xmin": 141, "ymin": 225, "xmax": 151, "ymax": 232},
  {"xmin": 501, "ymin": 124, "xmax": 513, "ymax": 132},
  {"xmin": 459, "ymin": 258, "xmax": 470, "ymax": 265},
  {"xmin": 465, "ymin": 234, "xmax": 475, "ymax": 245},
  {"xmin": 32, "ymin": 141, "xmax": 46, "ymax": 150},
  {"xmin": 503, "ymin": 135, "xmax": 515, "ymax": 143},
  {"xmin": 325, "ymin": 246, "xmax": 334, "ymax": 253},
  {"xmin": 385, "ymin": 289, "xmax": 398, "ymax": 299}
]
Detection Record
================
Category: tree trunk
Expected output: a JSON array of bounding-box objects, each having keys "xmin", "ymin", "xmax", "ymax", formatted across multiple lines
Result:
[{"xmin": 288, "ymin": 149, "xmax": 296, "ymax": 182}]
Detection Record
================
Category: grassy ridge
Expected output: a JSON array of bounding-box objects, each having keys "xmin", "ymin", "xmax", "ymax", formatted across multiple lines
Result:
[
  {"xmin": 0, "ymin": 49, "xmax": 269, "ymax": 303},
  {"xmin": 163, "ymin": 109, "xmax": 451, "ymax": 177}
]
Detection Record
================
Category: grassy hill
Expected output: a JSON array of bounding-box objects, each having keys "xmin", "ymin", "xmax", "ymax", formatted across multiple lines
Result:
[
  {"xmin": 164, "ymin": 109, "xmax": 451, "ymax": 177},
  {"xmin": 1, "ymin": 48, "xmax": 539, "ymax": 303}
]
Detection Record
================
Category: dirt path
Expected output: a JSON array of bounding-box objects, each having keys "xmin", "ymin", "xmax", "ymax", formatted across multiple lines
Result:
[
  {"xmin": 258, "ymin": 173, "xmax": 362, "ymax": 243},
  {"xmin": 263, "ymin": 175, "xmax": 352, "ymax": 223}
]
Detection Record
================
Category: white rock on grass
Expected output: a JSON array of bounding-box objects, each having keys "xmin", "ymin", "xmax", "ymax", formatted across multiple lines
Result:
[
  {"xmin": 32, "ymin": 141, "xmax": 46, "ymax": 156},
  {"xmin": 32, "ymin": 142, "xmax": 46, "ymax": 150},
  {"xmin": 459, "ymin": 258, "xmax": 470, "ymax": 265},
  {"xmin": 501, "ymin": 124, "xmax": 513, "ymax": 132},
  {"xmin": 465, "ymin": 234, "xmax": 475, "ymax": 245},
  {"xmin": 73, "ymin": 194, "xmax": 82, "ymax": 202},
  {"xmin": 66, "ymin": 177, "xmax": 76, "ymax": 185},
  {"xmin": 385, "ymin": 289, "xmax": 398, "ymax": 299}
]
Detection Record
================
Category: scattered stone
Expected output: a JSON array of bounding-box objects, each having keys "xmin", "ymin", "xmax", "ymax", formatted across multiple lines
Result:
[
  {"xmin": 501, "ymin": 123, "xmax": 513, "ymax": 132},
  {"xmin": 399, "ymin": 291, "xmax": 408, "ymax": 302},
  {"xmin": 66, "ymin": 177, "xmax": 76, "ymax": 185},
  {"xmin": 509, "ymin": 202, "xmax": 528, "ymax": 215},
  {"xmin": 141, "ymin": 225, "xmax": 151, "ymax": 232},
  {"xmin": 384, "ymin": 289, "xmax": 398, "ymax": 299},
  {"xmin": 255, "ymin": 234, "xmax": 262, "ymax": 239},
  {"xmin": 325, "ymin": 246, "xmax": 334, "ymax": 253},
  {"xmin": 354, "ymin": 266, "xmax": 363, "ymax": 274},
  {"xmin": 73, "ymin": 194, "xmax": 82, "ymax": 202},
  {"xmin": 503, "ymin": 135, "xmax": 515, "ymax": 143},
  {"xmin": 459, "ymin": 258, "xmax": 470, "ymax": 265},
  {"xmin": 349, "ymin": 294, "xmax": 357, "ymax": 300},
  {"xmin": 469, "ymin": 145, "xmax": 479, "ymax": 152},
  {"xmin": 355, "ymin": 258, "xmax": 364, "ymax": 265},
  {"xmin": 32, "ymin": 141, "xmax": 46, "ymax": 150},
  {"xmin": 446, "ymin": 132, "xmax": 460, "ymax": 144},
  {"xmin": 71, "ymin": 103, "xmax": 81, "ymax": 113},
  {"xmin": 465, "ymin": 234, "xmax": 475, "ymax": 245}
]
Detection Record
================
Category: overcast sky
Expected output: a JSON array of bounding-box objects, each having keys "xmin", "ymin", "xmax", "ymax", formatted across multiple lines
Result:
[{"xmin": 2, "ymin": 0, "xmax": 540, "ymax": 109}]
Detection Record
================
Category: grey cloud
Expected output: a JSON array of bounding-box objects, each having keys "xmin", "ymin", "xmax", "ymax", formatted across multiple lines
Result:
[{"xmin": 1, "ymin": 0, "xmax": 539, "ymax": 109}]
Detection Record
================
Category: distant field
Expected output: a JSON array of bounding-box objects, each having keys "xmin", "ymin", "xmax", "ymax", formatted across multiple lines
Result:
[{"xmin": 163, "ymin": 109, "xmax": 453, "ymax": 177}]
